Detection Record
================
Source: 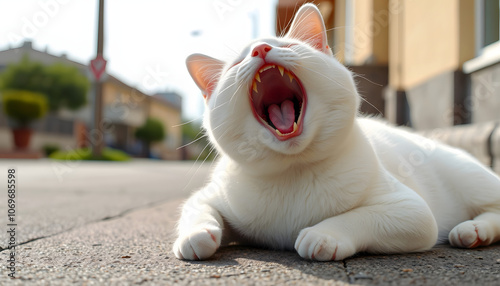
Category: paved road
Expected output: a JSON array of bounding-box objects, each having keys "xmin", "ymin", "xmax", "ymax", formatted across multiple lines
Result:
[{"xmin": 0, "ymin": 160, "xmax": 499, "ymax": 285}]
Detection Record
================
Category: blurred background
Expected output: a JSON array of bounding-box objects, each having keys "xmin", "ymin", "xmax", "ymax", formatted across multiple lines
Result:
[{"xmin": 0, "ymin": 0, "xmax": 499, "ymax": 169}]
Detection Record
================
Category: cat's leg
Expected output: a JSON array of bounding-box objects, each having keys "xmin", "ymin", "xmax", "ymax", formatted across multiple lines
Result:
[
  {"xmin": 295, "ymin": 184, "xmax": 438, "ymax": 261},
  {"xmin": 173, "ymin": 192, "xmax": 224, "ymax": 260},
  {"xmin": 448, "ymin": 212, "xmax": 500, "ymax": 248},
  {"xmin": 447, "ymin": 169, "xmax": 500, "ymax": 248}
]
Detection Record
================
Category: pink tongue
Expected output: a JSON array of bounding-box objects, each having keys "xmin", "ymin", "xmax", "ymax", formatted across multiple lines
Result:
[{"xmin": 268, "ymin": 100, "xmax": 295, "ymax": 134}]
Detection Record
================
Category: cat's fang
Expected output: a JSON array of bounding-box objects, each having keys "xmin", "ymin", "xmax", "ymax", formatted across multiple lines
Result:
[
  {"xmin": 286, "ymin": 71, "xmax": 294, "ymax": 83},
  {"xmin": 259, "ymin": 65, "xmax": 275, "ymax": 73},
  {"xmin": 255, "ymin": 73, "xmax": 261, "ymax": 82},
  {"xmin": 278, "ymin": 66, "xmax": 284, "ymax": 76},
  {"xmin": 253, "ymin": 82, "xmax": 258, "ymax": 93}
]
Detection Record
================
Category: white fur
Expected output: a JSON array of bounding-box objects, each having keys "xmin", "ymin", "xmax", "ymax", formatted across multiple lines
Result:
[{"xmin": 173, "ymin": 4, "xmax": 500, "ymax": 261}]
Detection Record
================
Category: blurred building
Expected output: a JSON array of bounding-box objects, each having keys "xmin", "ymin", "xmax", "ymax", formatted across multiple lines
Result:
[
  {"xmin": 276, "ymin": 0, "xmax": 500, "ymax": 130},
  {"xmin": 0, "ymin": 41, "xmax": 182, "ymax": 160}
]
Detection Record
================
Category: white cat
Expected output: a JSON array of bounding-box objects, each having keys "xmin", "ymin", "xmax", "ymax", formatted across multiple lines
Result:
[{"xmin": 173, "ymin": 4, "xmax": 500, "ymax": 261}]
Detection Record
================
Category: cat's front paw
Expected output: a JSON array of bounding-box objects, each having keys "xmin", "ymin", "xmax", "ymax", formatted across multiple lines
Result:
[
  {"xmin": 294, "ymin": 227, "xmax": 355, "ymax": 261},
  {"xmin": 173, "ymin": 226, "xmax": 222, "ymax": 260},
  {"xmin": 449, "ymin": 220, "xmax": 489, "ymax": 248}
]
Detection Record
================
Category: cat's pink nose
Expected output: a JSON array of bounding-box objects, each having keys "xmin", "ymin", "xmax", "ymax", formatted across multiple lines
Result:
[{"xmin": 252, "ymin": 44, "xmax": 272, "ymax": 59}]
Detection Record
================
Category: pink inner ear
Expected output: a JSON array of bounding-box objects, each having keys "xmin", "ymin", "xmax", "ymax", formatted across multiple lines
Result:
[
  {"xmin": 285, "ymin": 4, "xmax": 330, "ymax": 55},
  {"xmin": 186, "ymin": 54, "xmax": 224, "ymax": 100}
]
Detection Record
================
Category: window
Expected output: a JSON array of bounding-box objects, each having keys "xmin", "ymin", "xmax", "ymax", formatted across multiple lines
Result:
[
  {"xmin": 464, "ymin": 0, "xmax": 500, "ymax": 72},
  {"xmin": 476, "ymin": 0, "xmax": 500, "ymax": 55}
]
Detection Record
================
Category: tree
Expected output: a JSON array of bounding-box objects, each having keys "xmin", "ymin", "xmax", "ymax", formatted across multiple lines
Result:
[
  {"xmin": 135, "ymin": 118, "xmax": 166, "ymax": 158},
  {"xmin": 0, "ymin": 55, "xmax": 89, "ymax": 112}
]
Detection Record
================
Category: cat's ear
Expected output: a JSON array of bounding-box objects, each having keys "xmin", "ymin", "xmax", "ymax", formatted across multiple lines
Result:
[
  {"xmin": 186, "ymin": 54, "xmax": 225, "ymax": 100},
  {"xmin": 286, "ymin": 4, "xmax": 332, "ymax": 56}
]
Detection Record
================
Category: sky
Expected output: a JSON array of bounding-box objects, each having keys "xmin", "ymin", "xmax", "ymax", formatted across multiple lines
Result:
[{"xmin": 0, "ymin": 0, "xmax": 278, "ymax": 120}]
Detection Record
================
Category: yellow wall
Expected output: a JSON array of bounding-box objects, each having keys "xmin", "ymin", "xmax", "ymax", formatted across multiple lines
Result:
[
  {"xmin": 102, "ymin": 80, "xmax": 182, "ymax": 159},
  {"xmin": 334, "ymin": 0, "xmax": 347, "ymax": 62},
  {"xmin": 389, "ymin": 0, "xmax": 475, "ymax": 89},
  {"xmin": 333, "ymin": 0, "xmax": 475, "ymax": 88},
  {"xmin": 388, "ymin": 0, "xmax": 403, "ymax": 88},
  {"xmin": 405, "ymin": 0, "xmax": 458, "ymax": 88},
  {"xmin": 102, "ymin": 81, "xmax": 148, "ymax": 127},
  {"xmin": 149, "ymin": 97, "xmax": 182, "ymax": 160},
  {"xmin": 352, "ymin": 0, "xmax": 374, "ymax": 64},
  {"xmin": 372, "ymin": 0, "xmax": 389, "ymax": 64},
  {"xmin": 334, "ymin": 0, "xmax": 389, "ymax": 65},
  {"xmin": 458, "ymin": 0, "xmax": 475, "ymax": 66}
]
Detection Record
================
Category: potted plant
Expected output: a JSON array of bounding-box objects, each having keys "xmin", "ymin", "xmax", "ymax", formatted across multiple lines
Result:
[{"xmin": 2, "ymin": 89, "xmax": 48, "ymax": 149}]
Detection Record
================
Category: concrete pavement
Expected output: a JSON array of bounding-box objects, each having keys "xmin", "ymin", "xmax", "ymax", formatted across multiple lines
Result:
[{"xmin": 0, "ymin": 160, "xmax": 499, "ymax": 285}]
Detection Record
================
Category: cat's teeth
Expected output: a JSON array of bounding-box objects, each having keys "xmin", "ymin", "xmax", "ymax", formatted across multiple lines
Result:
[
  {"xmin": 278, "ymin": 66, "xmax": 284, "ymax": 76},
  {"xmin": 255, "ymin": 73, "xmax": 261, "ymax": 83},
  {"xmin": 275, "ymin": 122, "xmax": 298, "ymax": 137},
  {"xmin": 286, "ymin": 71, "xmax": 294, "ymax": 83},
  {"xmin": 259, "ymin": 65, "xmax": 275, "ymax": 73},
  {"xmin": 253, "ymin": 82, "xmax": 258, "ymax": 93}
]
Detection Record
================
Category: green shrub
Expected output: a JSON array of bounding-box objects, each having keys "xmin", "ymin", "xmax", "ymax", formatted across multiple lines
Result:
[
  {"xmin": 100, "ymin": 148, "xmax": 130, "ymax": 161},
  {"xmin": 43, "ymin": 144, "xmax": 60, "ymax": 156},
  {"xmin": 2, "ymin": 89, "xmax": 48, "ymax": 126},
  {"xmin": 49, "ymin": 147, "xmax": 130, "ymax": 161},
  {"xmin": 0, "ymin": 56, "xmax": 89, "ymax": 112},
  {"xmin": 49, "ymin": 148, "xmax": 92, "ymax": 160}
]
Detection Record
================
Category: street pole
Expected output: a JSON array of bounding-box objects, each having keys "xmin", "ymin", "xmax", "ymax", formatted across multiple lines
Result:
[{"xmin": 92, "ymin": 0, "xmax": 105, "ymax": 158}]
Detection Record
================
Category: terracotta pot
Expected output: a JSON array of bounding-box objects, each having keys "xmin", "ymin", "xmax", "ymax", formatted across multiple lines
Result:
[{"xmin": 12, "ymin": 128, "xmax": 33, "ymax": 150}]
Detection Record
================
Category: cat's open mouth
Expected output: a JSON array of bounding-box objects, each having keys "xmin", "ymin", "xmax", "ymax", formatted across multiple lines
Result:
[{"xmin": 250, "ymin": 64, "xmax": 306, "ymax": 141}]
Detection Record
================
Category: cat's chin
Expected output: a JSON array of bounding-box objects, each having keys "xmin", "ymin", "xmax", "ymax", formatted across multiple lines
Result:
[{"xmin": 249, "ymin": 63, "xmax": 307, "ymax": 142}]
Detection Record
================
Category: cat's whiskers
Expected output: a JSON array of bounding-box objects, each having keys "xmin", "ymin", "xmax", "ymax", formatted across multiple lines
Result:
[
  {"xmin": 351, "ymin": 73, "xmax": 384, "ymax": 88},
  {"xmin": 214, "ymin": 78, "xmax": 239, "ymax": 108},
  {"xmin": 172, "ymin": 116, "xmax": 204, "ymax": 128},
  {"xmin": 277, "ymin": 2, "xmax": 300, "ymax": 37},
  {"xmin": 210, "ymin": 101, "xmax": 230, "ymax": 114},
  {"xmin": 280, "ymin": 6, "xmax": 316, "ymax": 38},
  {"xmin": 177, "ymin": 134, "xmax": 207, "ymax": 151},
  {"xmin": 200, "ymin": 145, "xmax": 218, "ymax": 172},
  {"xmin": 298, "ymin": 65, "xmax": 353, "ymax": 94},
  {"xmin": 295, "ymin": 58, "xmax": 383, "ymax": 115},
  {"xmin": 210, "ymin": 152, "xmax": 220, "ymax": 169},
  {"xmin": 228, "ymin": 81, "xmax": 246, "ymax": 113},
  {"xmin": 183, "ymin": 131, "xmax": 211, "ymax": 192},
  {"xmin": 294, "ymin": 47, "xmax": 384, "ymax": 114},
  {"xmin": 223, "ymin": 43, "xmax": 241, "ymax": 57},
  {"xmin": 186, "ymin": 138, "xmax": 218, "ymax": 192},
  {"xmin": 297, "ymin": 49, "xmax": 330, "ymax": 66},
  {"xmin": 183, "ymin": 115, "xmax": 233, "ymax": 191},
  {"xmin": 189, "ymin": 133, "xmax": 214, "ymax": 170}
]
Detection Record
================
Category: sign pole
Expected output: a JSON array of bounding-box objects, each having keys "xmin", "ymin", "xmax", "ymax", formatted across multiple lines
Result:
[{"xmin": 92, "ymin": 0, "xmax": 105, "ymax": 158}]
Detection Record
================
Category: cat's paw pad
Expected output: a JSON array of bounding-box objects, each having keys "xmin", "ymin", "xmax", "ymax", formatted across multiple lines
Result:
[
  {"xmin": 173, "ymin": 226, "xmax": 222, "ymax": 260},
  {"xmin": 449, "ymin": 221, "xmax": 488, "ymax": 248},
  {"xmin": 294, "ymin": 228, "xmax": 354, "ymax": 261}
]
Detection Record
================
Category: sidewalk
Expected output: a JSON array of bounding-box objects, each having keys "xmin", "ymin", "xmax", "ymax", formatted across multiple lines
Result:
[{"xmin": 0, "ymin": 160, "xmax": 499, "ymax": 285}]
